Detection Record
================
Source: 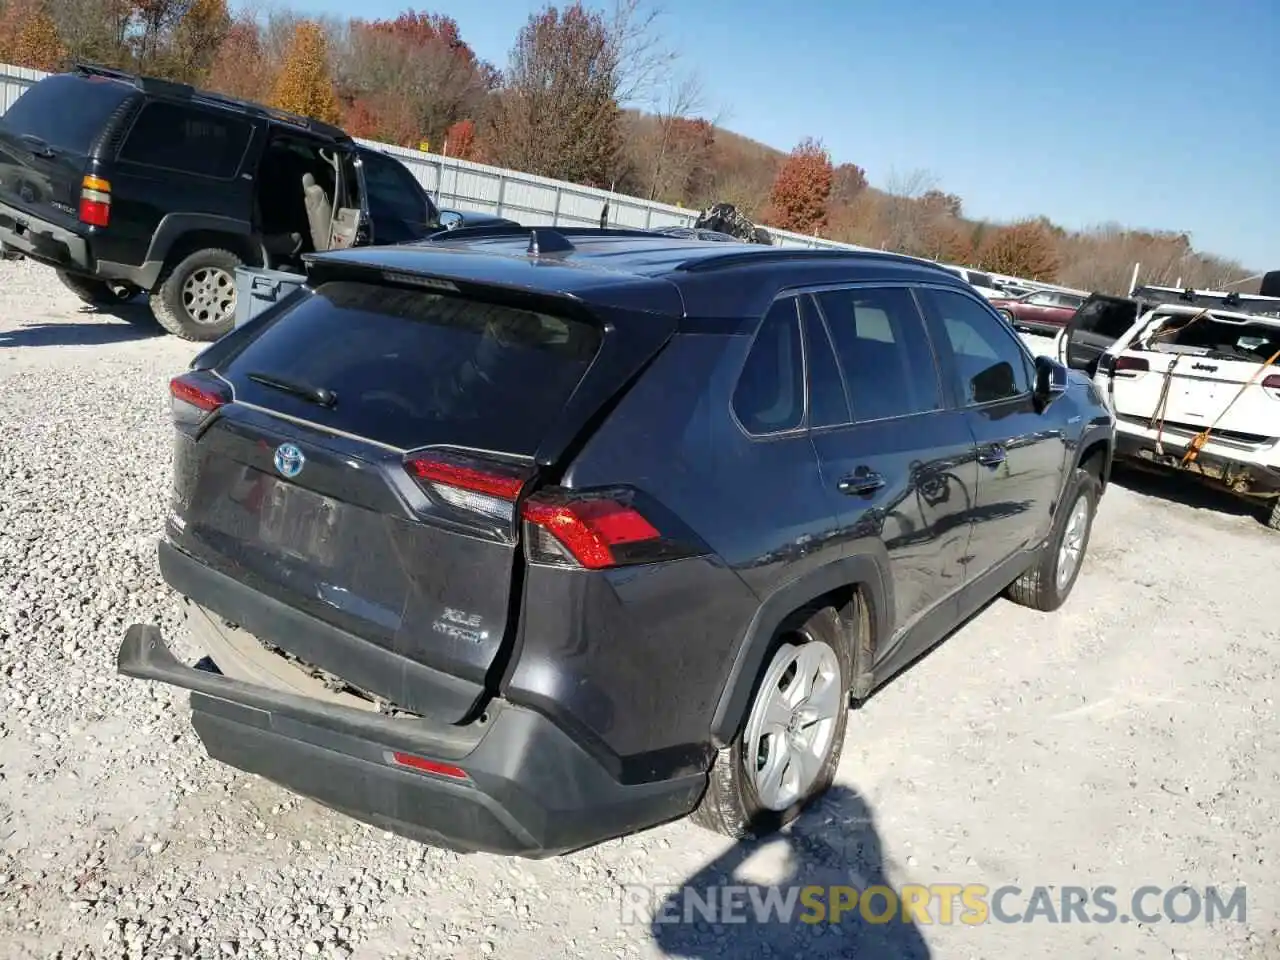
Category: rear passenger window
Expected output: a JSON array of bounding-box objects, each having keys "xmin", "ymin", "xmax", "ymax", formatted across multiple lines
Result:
[
  {"xmin": 799, "ymin": 296, "xmax": 850, "ymax": 428},
  {"xmin": 816, "ymin": 287, "xmax": 942, "ymax": 421},
  {"xmin": 117, "ymin": 102, "xmax": 252, "ymax": 179},
  {"xmin": 733, "ymin": 297, "xmax": 804, "ymax": 435},
  {"xmin": 920, "ymin": 288, "xmax": 1031, "ymax": 405}
]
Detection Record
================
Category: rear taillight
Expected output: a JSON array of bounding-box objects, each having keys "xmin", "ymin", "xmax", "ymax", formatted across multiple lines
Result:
[
  {"xmin": 521, "ymin": 491, "xmax": 670, "ymax": 570},
  {"xmin": 1114, "ymin": 356, "xmax": 1149, "ymax": 374},
  {"xmin": 1261, "ymin": 374, "xmax": 1280, "ymax": 390},
  {"xmin": 405, "ymin": 451, "xmax": 532, "ymax": 524},
  {"xmin": 78, "ymin": 175, "xmax": 111, "ymax": 228},
  {"xmin": 169, "ymin": 371, "xmax": 229, "ymax": 427}
]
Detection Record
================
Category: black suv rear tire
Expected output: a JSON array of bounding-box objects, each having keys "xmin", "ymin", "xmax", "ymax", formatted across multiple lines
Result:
[
  {"xmin": 151, "ymin": 248, "xmax": 242, "ymax": 341},
  {"xmin": 1006, "ymin": 467, "xmax": 1099, "ymax": 611},
  {"xmin": 57, "ymin": 270, "xmax": 138, "ymax": 308},
  {"xmin": 691, "ymin": 605, "xmax": 853, "ymax": 839}
]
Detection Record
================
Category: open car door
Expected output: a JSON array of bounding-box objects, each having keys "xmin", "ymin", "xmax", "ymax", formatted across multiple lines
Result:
[{"xmin": 1059, "ymin": 293, "xmax": 1141, "ymax": 374}]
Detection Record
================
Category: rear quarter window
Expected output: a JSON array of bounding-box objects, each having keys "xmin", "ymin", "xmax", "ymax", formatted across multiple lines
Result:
[
  {"xmin": 117, "ymin": 101, "xmax": 253, "ymax": 179},
  {"xmin": 0, "ymin": 75, "xmax": 133, "ymax": 154},
  {"xmin": 224, "ymin": 280, "xmax": 602, "ymax": 453}
]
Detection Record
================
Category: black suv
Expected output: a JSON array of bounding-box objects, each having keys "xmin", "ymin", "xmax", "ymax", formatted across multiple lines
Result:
[
  {"xmin": 0, "ymin": 64, "xmax": 513, "ymax": 340},
  {"xmin": 118, "ymin": 227, "xmax": 1115, "ymax": 857}
]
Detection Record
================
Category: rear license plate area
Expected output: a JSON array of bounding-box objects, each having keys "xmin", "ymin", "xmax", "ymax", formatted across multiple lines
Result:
[{"xmin": 258, "ymin": 480, "xmax": 339, "ymax": 567}]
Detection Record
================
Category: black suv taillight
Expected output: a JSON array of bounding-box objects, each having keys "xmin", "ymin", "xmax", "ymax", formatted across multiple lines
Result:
[{"xmin": 404, "ymin": 451, "xmax": 702, "ymax": 570}]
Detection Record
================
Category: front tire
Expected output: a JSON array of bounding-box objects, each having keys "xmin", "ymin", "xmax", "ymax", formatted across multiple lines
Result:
[
  {"xmin": 690, "ymin": 606, "xmax": 853, "ymax": 839},
  {"xmin": 1262, "ymin": 497, "xmax": 1280, "ymax": 532},
  {"xmin": 150, "ymin": 248, "xmax": 241, "ymax": 341},
  {"xmin": 1006, "ymin": 467, "xmax": 1100, "ymax": 611}
]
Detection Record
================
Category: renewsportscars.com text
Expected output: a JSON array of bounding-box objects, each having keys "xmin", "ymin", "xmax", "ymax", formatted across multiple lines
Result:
[{"xmin": 621, "ymin": 883, "xmax": 1247, "ymax": 926}]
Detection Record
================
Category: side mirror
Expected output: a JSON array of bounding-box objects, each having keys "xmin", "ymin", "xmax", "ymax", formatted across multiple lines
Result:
[
  {"xmin": 438, "ymin": 211, "xmax": 464, "ymax": 231},
  {"xmin": 1033, "ymin": 355, "xmax": 1069, "ymax": 409}
]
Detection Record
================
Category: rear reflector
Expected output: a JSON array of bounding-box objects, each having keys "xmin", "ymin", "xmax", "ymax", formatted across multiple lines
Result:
[
  {"xmin": 387, "ymin": 751, "xmax": 470, "ymax": 781},
  {"xmin": 170, "ymin": 372, "xmax": 230, "ymax": 427},
  {"xmin": 522, "ymin": 495, "xmax": 662, "ymax": 570},
  {"xmin": 1114, "ymin": 356, "xmax": 1149, "ymax": 373},
  {"xmin": 405, "ymin": 452, "xmax": 532, "ymax": 524}
]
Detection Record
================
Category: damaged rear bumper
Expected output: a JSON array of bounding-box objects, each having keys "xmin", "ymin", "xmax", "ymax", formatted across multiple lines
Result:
[
  {"xmin": 1114, "ymin": 430, "xmax": 1280, "ymax": 497},
  {"xmin": 117, "ymin": 625, "xmax": 705, "ymax": 857}
]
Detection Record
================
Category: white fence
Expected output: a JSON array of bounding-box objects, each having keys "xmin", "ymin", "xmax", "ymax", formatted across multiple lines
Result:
[{"xmin": 0, "ymin": 60, "xmax": 870, "ymax": 252}]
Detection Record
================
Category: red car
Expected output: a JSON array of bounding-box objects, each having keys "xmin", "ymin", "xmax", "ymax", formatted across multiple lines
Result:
[{"xmin": 989, "ymin": 289, "xmax": 1087, "ymax": 335}]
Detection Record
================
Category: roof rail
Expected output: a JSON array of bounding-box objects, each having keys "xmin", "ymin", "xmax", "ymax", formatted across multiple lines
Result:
[
  {"xmin": 674, "ymin": 247, "xmax": 933, "ymax": 274},
  {"xmin": 73, "ymin": 61, "xmax": 194, "ymax": 99},
  {"xmin": 425, "ymin": 224, "xmax": 661, "ymax": 243},
  {"xmin": 1132, "ymin": 284, "xmax": 1280, "ymax": 317}
]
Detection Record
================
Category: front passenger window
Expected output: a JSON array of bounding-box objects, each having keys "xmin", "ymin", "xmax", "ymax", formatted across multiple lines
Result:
[
  {"xmin": 920, "ymin": 289, "xmax": 1031, "ymax": 405},
  {"xmin": 732, "ymin": 298, "xmax": 804, "ymax": 434}
]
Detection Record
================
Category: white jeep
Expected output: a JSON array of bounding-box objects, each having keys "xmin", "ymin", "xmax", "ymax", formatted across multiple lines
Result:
[{"xmin": 1053, "ymin": 285, "xmax": 1280, "ymax": 528}]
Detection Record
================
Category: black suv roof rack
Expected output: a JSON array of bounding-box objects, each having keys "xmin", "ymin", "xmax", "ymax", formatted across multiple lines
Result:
[
  {"xmin": 673, "ymin": 247, "xmax": 939, "ymax": 274},
  {"xmin": 70, "ymin": 61, "xmax": 348, "ymax": 141},
  {"xmin": 1132, "ymin": 284, "xmax": 1280, "ymax": 318},
  {"xmin": 427, "ymin": 224, "xmax": 668, "ymax": 244}
]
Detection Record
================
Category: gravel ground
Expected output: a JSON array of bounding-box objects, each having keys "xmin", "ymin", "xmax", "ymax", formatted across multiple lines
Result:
[{"xmin": 1, "ymin": 257, "xmax": 1278, "ymax": 960}]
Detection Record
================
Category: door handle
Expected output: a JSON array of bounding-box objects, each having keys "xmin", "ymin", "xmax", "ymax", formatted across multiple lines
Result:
[
  {"xmin": 977, "ymin": 444, "xmax": 1007, "ymax": 467},
  {"xmin": 837, "ymin": 468, "xmax": 885, "ymax": 496}
]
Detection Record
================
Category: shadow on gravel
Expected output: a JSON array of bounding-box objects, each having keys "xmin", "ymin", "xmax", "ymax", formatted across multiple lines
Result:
[
  {"xmin": 650, "ymin": 785, "xmax": 931, "ymax": 959},
  {"xmin": 1110, "ymin": 461, "xmax": 1263, "ymax": 524},
  {"xmin": 0, "ymin": 309, "xmax": 162, "ymax": 347}
]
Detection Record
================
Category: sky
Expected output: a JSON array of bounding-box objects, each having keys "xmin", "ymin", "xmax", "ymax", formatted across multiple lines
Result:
[{"xmin": 286, "ymin": 0, "xmax": 1277, "ymax": 269}]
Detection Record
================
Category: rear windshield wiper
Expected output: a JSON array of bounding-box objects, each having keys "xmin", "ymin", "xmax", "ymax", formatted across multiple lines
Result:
[{"xmin": 246, "ymin": 371, "xmax": 337, "ymax": 408}]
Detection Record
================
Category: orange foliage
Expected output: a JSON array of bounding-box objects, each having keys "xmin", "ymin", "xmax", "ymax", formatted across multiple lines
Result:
[
  {"xmin": 271, "ymin": 21, "xmax": 341, "ymax": 125},
  {"xmin": 0, "ymin": 0, "xmax": 65, "ymax": 71},
  {"xmin": 207, "ymin": 19, "xmax": 274, "ymax": 103},
  {"xmin": 978, "ymin": 219, "xmax": 1061, "ymax": 280},
  {"xmin": 765, "ymin": 137, "xmax": 833, "ymax": 234},
  {"xmin": 445, "ymin": 119, "xmax": 477, "ymax": 160}
]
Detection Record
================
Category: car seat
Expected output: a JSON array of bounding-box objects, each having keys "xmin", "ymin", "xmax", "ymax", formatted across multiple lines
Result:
[{"xmin": 301, "ymin": 173, "xmax": 333, "ymax": 253}]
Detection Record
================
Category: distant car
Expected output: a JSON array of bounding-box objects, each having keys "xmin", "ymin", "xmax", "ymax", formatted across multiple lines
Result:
[
  {"xmin": 941, "ymin": 266, "xmax": 1005, "ymax": 300},
  {"xmin": 989, "ymin": 289, "xmax": 1087, "ymax": 334}
]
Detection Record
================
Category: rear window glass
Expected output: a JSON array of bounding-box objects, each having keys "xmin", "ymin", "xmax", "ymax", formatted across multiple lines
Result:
[
  {"xmin": 1075, "ymin": 298, "xmax": 1138, "ymax": 340},
  {"xmin": 0, "ymin": 75, "xmax": 132, "ymax": 154},
  {"xmin": 1139, "ymin": 315, "xmax": 1280, "ymax": 364},
  {"xmin": 225, "ymin": 280, "xmax": 601, "ymax": 452},
  {"xmin": 969, "ymin": 272, "xmax": 994, "ymax": 288}
]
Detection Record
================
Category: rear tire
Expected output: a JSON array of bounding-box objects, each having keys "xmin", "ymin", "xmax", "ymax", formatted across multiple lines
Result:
[
  {"xmin": 150, "ymin": 248, "xmax": 241, "ymax": 341},
  {"xmin": 690, "ymin": 605, "xmax": 853, "ymax": 839},
  {"xmin": 57, "ymin": 270, "xmax": 137, "ymax": 307},
  {"xmin": 1263, "ymin": 498, "xmax": 1280, "ymax": 532},
  {"xmin": 1006, "ymin": 468, "xmax": 1100, "ymax": 611}
]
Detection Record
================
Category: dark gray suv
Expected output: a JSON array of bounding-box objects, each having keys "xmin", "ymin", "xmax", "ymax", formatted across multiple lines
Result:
[{"xmin": 120, "ymin": 226, "xmax": 1115, "ymax": 857}]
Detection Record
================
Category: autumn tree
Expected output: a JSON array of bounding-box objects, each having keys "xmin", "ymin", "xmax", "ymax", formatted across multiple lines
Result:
[
  {"xmin": 485, "ymin": 2, "xmax": 622, "ymax": 188},
  {"xmin": 978, "ymin": 219, "xmax": 1061, "ymax": 280},
  {"xmin": 170, "ymin": 0, "xmax": 230, "ymax": 83},
  {"xmin": 0, "ymin": 0, "xmax": 66, "ymax": 71},
  {"xmin": 920, "ymin": 189, "xmax": 962, "ymax": 220},
  {"xmin": 439, "ymin": 119, "xmax": 475, "ymax": 159},
  {"xmin": 206, "ymin": 16, "xmax": 274, "ymax": 102},
  {"xmin": 830, "ymin": 162, "xmax": 868, "ymax": 206},
  {"xmin": 335, "ymin": 11, "xmax": 492, "ymax": 149},
  {"xmin": 271, "ymin": 20, "xmax": 341, "ymax": 125},
  {"xmin": 765, "ymin": 137, "xmax": 834, "ymax": 234}
]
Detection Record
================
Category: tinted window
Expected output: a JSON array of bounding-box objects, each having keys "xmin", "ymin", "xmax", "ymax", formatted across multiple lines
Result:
[
  {"xmin": 799, "ymin": 296, "xmax": 850, "ymax": 428},
  {"xmin": 1075, "ymin": 297, "xmax": 1139, "ymax": 339},
  {"xmin": 969, "ymin": 272, "xmax": 994, "ymax": 288},
  {"xmin": 224, "ymin": 281, "xmax": 601, "ymax": 453},
  {"xmin": 921, "ymin": 288, "xmax": 1031, "ymax": 405},
  {"xmin": 118, "ymin": 102, "xmax": 251, "ymax": 178},
  {"xmin": 733, "ymin": 297, "xmax": 804, "ymax": 434},
  {"xmin": 0, "ymin": 75, "xmax": 132, "ymax": 154},
  {"xmin": 816, "ymin": 287, "xmax": 942, "ymax": 421},
  {"xmin": 359, "ymin": 149, "xmax": 439, "ymax": 240}
]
